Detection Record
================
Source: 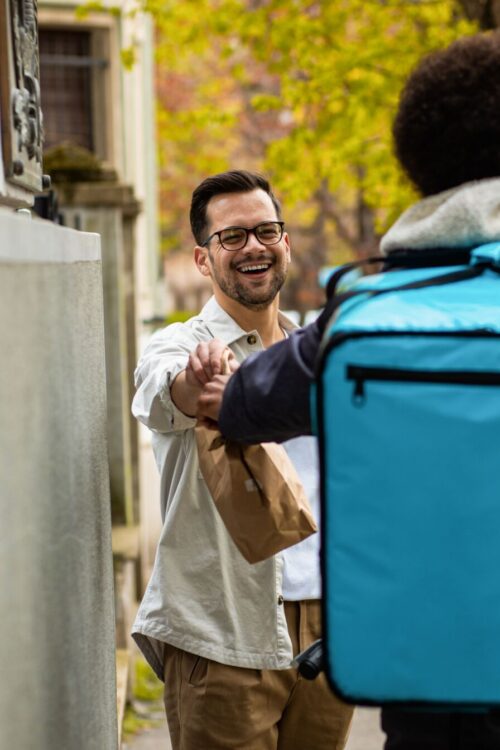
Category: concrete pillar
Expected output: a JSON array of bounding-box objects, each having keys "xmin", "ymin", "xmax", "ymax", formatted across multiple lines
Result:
[
  {"xmin": 0, "ymin": 209, "xmax": 118, "ymax": 749},
  {"xmin": 59, "ymin": 181, "xmax": 141, "ymax": 528}
]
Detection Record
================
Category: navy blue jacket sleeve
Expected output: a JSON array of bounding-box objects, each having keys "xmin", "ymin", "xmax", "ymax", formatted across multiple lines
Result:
[{"xmin": 218, "ymin": 320, "xmax": 321, "ymax": 444}]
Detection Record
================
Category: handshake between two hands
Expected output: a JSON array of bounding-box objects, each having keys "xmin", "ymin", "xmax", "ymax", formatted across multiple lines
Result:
[{"xmin": 185, "ymin": 338, "xmax": 240, "ymax": 424}]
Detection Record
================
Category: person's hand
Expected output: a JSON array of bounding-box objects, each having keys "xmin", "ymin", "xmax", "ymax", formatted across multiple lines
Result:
[
  {"xmin": 172, "ymin": 340, "xmax": 238, "ymax": 418},
  {"xmin": 185, "ymin": 339, "xmax": 238, "ymax": 387},
  {"xmin": 197, "ymin": 374, "xmax": 232, "ymax": 423}
]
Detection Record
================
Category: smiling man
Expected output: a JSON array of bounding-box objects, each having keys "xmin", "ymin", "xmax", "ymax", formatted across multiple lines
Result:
[{"xmin": 131, "ymin": 170, "xmax": 353, "ymax": 750}]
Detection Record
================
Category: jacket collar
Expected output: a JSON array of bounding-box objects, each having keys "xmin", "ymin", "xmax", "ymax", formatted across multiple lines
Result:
[
  {"xmin": 197, "ymin": 296, "xmax": 298, "ymax": 345},
  {"xmin": 381, "ymin": 177, "xmax": 500, "ymax": 255}
]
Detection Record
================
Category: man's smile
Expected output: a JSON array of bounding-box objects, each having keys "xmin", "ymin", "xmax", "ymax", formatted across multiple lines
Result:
[{"xmin": 234, "ymin": 259, "xmax": 274, "ymax": 278}]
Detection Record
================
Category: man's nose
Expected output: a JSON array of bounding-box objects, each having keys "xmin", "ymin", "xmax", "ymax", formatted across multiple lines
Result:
[{"xmin": 244, "ymin": 229, "xmax": 267, "ymax": 251}]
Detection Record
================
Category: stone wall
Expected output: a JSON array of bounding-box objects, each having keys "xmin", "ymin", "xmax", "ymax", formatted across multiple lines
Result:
[
  {"xmin": 0, "ymin": 209, "xmax": 118, "ymax": 749},
  {"xmin": 59, "ymin": 182, "xmax": 141, "ymax": 528}
]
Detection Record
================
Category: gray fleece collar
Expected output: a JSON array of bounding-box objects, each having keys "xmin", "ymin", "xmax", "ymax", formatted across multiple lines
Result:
[{"xmin": 381, "ymin": 178, "xmax": 500, "ymax": 255}]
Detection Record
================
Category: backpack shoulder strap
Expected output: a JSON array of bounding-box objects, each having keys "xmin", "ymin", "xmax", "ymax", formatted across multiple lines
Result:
[
  {"xmin": 317, "ymin": 254, "xmax": 487, "ymax": 337},
  {"xmin": 325, "ymin": 247, "xmax": 474, "ymax": 301}
]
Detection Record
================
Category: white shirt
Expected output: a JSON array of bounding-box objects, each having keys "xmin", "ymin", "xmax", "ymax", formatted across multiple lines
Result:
[
  {"xmin": 282, "ymin": 437, "xmax": 321, "ymax": 600},
  {"xmin": 131, "ymin": 297, "xmax": 320, "ymax": 678}
]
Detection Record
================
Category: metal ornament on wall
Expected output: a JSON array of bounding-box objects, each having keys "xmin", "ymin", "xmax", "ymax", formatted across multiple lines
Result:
[{"xmin": 0, "ymin": 0, "xmax": 48, "ymax": 193}]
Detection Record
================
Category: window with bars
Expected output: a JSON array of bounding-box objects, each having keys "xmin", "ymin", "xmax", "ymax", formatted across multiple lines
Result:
[{"xmin": 39, "ymin": 29, "xmax": 107, "ymax": 153}]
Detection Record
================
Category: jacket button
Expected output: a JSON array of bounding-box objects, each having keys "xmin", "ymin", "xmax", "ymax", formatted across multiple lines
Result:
[
  {"xmin": 277, "ymin": 595, "xmax": 284, "ymax": 605},
  {"xmin": 247, "ymin": 334, "xmax": 257, "ymax": 345}
]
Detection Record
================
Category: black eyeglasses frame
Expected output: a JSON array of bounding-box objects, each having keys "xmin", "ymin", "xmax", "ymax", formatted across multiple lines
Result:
[{"xmin": 201, "ymin": 221, "xmax": 285, "ymax": 252}]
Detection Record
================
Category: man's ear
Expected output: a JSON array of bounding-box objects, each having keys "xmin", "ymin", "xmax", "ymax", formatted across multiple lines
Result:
[
  {"xmin": 194, "ymin": 246, "xmax": 212, "ymax": 277},
  {"xmin": 283, "ymin": 232, "xmax": 291, "ymax": 263}
]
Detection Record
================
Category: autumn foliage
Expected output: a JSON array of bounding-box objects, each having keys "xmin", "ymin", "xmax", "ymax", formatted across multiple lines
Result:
[{"xmin": 149, "ymin": 0, "xmax": 478, "ymax": 311}]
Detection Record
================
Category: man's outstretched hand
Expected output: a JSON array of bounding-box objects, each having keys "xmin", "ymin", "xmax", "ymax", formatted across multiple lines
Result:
[
  {"xmin": 193, "ymin": 339, "xmax": 239, "ymax": 423},
  {"xmin": 172, "ymin": 339, "xmax": 238, "ymax": 418},
  {"xmin": 186, "ymin": 339, "xmax": 239, "ymax": 386}
]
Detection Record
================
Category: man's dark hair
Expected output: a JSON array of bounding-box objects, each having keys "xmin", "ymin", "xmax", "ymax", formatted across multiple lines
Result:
[
  {"xmin": 393, "ymin": 32, "xmax": 500, "ymax": 197},
  {"xmin": 190, "ymin": 170, "xmax": 281, "ymax": 245}
]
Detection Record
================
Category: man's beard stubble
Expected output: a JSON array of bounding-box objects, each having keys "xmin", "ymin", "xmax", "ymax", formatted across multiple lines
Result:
[{"xmin": 208, "ymin": 250, "xmax": 288, "ymax": 311}]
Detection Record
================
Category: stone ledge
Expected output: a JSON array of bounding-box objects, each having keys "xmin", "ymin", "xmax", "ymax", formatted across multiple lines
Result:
[{"xmin": 55, "ymin": 181, "xmax": 142, "ymax": 216}]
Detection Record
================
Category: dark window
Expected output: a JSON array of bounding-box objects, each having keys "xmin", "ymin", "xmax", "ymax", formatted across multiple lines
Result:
[{"xmin": 39, "ymin": 29, "xmax": 95, "ymax": 151}]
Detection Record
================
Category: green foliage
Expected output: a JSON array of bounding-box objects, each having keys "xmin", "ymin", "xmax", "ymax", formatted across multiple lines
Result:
[
  {"xmin": 149, "ymin": 0, "xmax": 477, "ymax": 259},
  {"xmin": 122, "ymin": 657, "xmax": 164, "ymax": 742},
  {"xmin": 121, "ymin": 46, "xmax": 137, "ymax": 70},
  {"xmin": 122, "ymin": 707, "xmax": 160, "ymax": 740},
  {"xmin": 75, "ymin": 1, "xmax": 121, "ymax": 18},
  {"xmin": 133, "ymin": 658, "xmax": 164, "ymax": 702},
  {"xmin": 77, "ymin": 1, "xmax": 479, "ymax": 262},
  {"xmin": 164, "ymin": 310, "xmax": 196, "ymax": 326},
  {"xmin": 75, "ymin": 1, "xmax": 103, "ymax": 19},
  {"xmin": 43, "ymin": 143, "xmax": 108, "ymax": 183}
]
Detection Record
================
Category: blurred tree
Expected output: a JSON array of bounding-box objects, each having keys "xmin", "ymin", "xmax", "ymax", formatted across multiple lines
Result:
[
  {"xmin": 458, "ymin": 0, "xmax": 500, "ymax": 27},
  {"xmin": 142, "ymin": 0, "xmax": 478, "ymax": 311}
]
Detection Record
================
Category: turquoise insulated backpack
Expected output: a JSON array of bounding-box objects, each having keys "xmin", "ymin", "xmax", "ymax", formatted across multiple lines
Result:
[{"xmin": 314, "ymin": 243, "xmax": 500, "ymax": 709}]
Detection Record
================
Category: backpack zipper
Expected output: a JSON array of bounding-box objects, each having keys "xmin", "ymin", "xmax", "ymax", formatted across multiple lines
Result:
[{"xmin": 347, "ymin": 365, "xmax": 500, "ymax": 405}]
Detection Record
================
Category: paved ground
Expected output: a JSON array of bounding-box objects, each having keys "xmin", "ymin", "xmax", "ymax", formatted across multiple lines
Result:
[
  {"xmin": 122, "ymin": 723, "xmax": 171, "ymax": 750},
  {"xmin": 346, "ymin": 708, "xmax": 385, "ymax": 750},
  {"xmin": 123, "ymin": 706, "xmax": 384, "ymax": 749}
]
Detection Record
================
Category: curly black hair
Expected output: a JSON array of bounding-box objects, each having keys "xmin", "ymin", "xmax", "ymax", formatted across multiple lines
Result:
[{"xmin": 393, "ymin": 33, "xmax": 500, "ymax": 197}]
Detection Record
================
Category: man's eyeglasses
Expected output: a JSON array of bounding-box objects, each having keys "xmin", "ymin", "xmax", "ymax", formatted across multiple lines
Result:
[{"xmin": 202, "ymin": 221, "xmax": 285, "ymax": 252}]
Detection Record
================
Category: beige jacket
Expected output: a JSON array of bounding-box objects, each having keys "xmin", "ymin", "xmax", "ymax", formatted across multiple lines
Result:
[{"xmin": 131, "ymin": 297, "xmax": 297, "ymax": 680}]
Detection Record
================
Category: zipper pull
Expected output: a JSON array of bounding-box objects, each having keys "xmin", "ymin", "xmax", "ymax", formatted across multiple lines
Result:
[{"xmin": 352, "ymin": 377, "xmax": 365, "ymax": 407}]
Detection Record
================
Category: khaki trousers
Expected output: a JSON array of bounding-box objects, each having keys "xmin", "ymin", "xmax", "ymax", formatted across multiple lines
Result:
[{"xmin": 163, "ymin": 600, "xmax": 353, "ymax": 750}]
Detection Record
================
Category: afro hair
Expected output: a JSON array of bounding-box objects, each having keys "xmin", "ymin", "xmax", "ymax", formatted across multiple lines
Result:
[{"xmin": 393, "ymin": 33, "xmax": 500, "ymax": 197}]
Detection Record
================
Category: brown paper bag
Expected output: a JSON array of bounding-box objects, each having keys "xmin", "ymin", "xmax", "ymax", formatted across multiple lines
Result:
[{"xmin": 195, "ymin": 422, "xmax": 318, "ymax": 564}]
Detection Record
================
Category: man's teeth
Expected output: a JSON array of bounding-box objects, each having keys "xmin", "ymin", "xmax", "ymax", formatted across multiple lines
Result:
[{"xmin": 239, "ymin": 264, "xmax": 270, "ymax": 273}]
